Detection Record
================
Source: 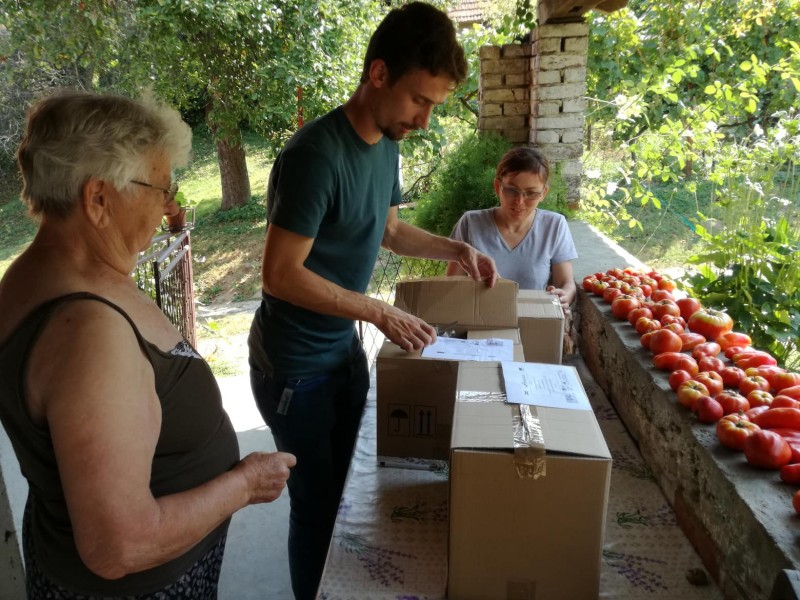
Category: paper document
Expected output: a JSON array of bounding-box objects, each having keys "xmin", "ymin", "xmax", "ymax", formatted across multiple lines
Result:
[
  {"xmin": 421, "ymin": 337, "xmax": 514, "ymax": 362},
  {"xmin": 501, "ymin": 361, "xmax": 592, "ymax": 410}
]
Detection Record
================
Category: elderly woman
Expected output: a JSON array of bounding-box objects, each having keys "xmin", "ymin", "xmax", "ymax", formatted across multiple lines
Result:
[
  {"xmin": 0, "ymin": 90, "xmax": 295, "ymax": 599},
  {"xmin": 446, "ymin": 146, "xmax": 578, "ymax": 314}
]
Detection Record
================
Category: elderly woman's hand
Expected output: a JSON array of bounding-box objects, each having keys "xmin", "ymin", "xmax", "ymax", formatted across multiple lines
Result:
[{"xmin": 237, "ymin": 451, "xmax": 296, "ymax": 504}]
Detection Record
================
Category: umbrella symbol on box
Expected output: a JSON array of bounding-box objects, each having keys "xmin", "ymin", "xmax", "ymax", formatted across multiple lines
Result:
[{"xmin": 389, "ymin": 407, "xmax": 410, "ymax": 435}]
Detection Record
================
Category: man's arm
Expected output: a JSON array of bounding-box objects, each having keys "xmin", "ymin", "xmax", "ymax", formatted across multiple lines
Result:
[
  {"xmin": 261, "ymin": 223, "xmax": 436, "ymax": 352},
  {"xmin": 382, "ymin": 207, "xmax": 498, "ymax": 287}
]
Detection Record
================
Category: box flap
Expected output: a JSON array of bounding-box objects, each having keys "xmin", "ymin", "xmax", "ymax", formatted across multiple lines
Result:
[
  {"xmin": 394, "ymin": 276, "xmax": 518, "ymax": 328},
  {"xmin": 517, "ymin": 289, "xmax": 554, "ymax": 302},
  {"xmin": 517, "ymin": 300, "xmax": 564, "ymax": 320},
  {"xmin": 452, "ymin": 362, "xmax": 611, "ymax": 459}
]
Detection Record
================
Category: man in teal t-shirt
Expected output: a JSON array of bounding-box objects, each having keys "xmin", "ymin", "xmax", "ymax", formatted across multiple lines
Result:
[{"xmin": 248, "ymin": 4, "xmax": 498, "ymax": 598}]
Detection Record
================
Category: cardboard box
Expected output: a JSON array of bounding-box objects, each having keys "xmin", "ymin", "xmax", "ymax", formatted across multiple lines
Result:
[
  {"xmin": 376, "ymin": 329, "xmax": 523, "ymax": 461},
  {"xmin": 517, "ymin": 290, "xmax": 564, "ymax": 364},
  {"xmin": 448, "ymin": 362, "xmax": 611, "ymax": 600},
  {"xmin": 376, "ymin": 277, "xmax": 522, "ymax": 461},
  {"xmin": 393, "ymin": 276, "xmax": 519, "ymax": 333}
]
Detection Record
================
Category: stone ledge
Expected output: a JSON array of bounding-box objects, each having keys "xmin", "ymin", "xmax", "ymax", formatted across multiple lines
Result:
[{"xmin": 575, "ymin": 290, "xmax": 799, "ymax": 600}]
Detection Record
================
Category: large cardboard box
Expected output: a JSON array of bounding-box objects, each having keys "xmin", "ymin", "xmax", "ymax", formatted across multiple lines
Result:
[
  {"xmin": 376, "ymin": 277, "xmax": 521, "ymax": 461},
  {"xmin": 517, "ymin": 289, "xmax": 564, "ymax": 364},
  {"xmin": 376, "ymin": 329, "xmax": 523, "ymax": 461},
  {"xmin": 448, "ymin": 362, "xmax": 611, "ymax": 600}
]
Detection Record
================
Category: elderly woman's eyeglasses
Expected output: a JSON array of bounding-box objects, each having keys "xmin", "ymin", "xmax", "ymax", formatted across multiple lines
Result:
[
  {"xmin": 131, "ymin": 180, "xmax": 178, "ymax": 202},
  {"xmin": 499, "ymin": 184, "xmax": 544, "ymax": 201}
]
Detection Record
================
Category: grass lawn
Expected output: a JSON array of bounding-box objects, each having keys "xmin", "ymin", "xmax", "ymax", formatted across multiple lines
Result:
[{"xmin": 585, "ymin": 180, "xmax": 713, "ymax": 273}]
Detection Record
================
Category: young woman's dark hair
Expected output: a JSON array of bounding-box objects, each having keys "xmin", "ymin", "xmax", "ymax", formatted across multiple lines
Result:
[{"xmin": 496, "ymin": 146, "xmax": 550, "ymax": 183}]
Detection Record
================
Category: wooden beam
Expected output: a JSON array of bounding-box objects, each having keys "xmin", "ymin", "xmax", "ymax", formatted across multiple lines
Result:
[{"xmin": 538, "ymin": 0, "xmax": 628, "ymax": 23}]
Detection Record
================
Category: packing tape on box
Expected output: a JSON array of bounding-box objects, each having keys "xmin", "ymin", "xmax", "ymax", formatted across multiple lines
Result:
[
  {"xmin": 512, "ymin": 404, "xmax": 546, "ymax": 479},
  {"xmin": 456, "ymin": 389, "xmax": 506, "ymax": 403}
]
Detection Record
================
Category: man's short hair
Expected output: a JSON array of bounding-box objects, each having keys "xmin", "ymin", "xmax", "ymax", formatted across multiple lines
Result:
[{"xmin": 360, "ymin": 2, "xmax": 467, "ymax": 86}]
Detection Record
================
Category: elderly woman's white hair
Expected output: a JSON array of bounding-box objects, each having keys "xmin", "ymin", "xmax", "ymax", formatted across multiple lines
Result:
[{"xmin": 16, "ymin": 88, "xmax": 192, "ymax": 217}]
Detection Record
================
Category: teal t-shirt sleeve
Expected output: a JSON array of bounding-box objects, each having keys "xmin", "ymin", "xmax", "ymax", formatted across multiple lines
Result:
[
  {"xmin": 390, "ymin": 155, "xmax": 403, "ymax": 207},
  {"xmin": 268, "ymin": 145, "xmax": 335, "ymax": 239}
]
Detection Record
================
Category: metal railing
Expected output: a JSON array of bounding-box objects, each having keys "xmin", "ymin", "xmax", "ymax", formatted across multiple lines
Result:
[
  {"xmin": 358, "ymin": 248, "xmax": 446, "ymax": 369},
  {"xmin": 134, "ymin": 230, "xmax": 197, "ymax": 347}
]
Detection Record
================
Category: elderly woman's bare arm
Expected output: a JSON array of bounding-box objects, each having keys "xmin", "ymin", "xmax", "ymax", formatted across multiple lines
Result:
[{"xmin": 26, "ymin": 301, "xmax": 294, "ymax": 580}]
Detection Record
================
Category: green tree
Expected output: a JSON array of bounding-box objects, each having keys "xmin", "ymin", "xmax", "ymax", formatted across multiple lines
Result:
[{"xmin": 0, "ymin": 0, "xmax": 382, "ymax": 209}]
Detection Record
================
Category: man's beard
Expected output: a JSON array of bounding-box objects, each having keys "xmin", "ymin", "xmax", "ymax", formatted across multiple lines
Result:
[{"xmin": 380, "ymin": 123, "xmax": 414, "ymax": 142}]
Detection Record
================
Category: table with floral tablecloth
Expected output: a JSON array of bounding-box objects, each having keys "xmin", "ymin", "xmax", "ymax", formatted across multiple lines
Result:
[{"xmin": 318, "ymin": 357, "xmax": 721, "ymax": 600}]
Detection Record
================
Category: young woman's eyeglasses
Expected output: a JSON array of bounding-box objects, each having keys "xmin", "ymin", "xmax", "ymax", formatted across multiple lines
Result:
[
  {"xmin": 499, "ymin": 184, "xmax": 544, "ymax": 201},
  {"xmin": 131, "ymin": 180, "xmax": 178, "ymax": 202}
]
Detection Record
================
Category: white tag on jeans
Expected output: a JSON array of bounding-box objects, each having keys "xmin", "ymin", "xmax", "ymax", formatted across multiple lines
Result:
[{"xmin": 277, "ymin": 387, "xmax": 294, "ymax": 415}]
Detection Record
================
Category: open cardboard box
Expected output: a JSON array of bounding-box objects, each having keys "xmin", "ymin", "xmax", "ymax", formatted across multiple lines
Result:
[
  {"xmin": 376, "ymin": 277, "xmax": 521, "ymax": 461},
  {"xmin": 517, "ymin": 289, "xmax": 565, "ymax": 364},
  {"xmin": 448, "ymin": 361, "xmax": 611, "ymax": 600}
]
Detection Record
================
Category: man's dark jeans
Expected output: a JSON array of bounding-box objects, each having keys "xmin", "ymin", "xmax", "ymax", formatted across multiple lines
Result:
[{"xmin": 249, "ymin": 341, "xmax": 369, "ymax": 600}]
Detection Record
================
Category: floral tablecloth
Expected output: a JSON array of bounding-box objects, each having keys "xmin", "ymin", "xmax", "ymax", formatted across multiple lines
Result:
[{"xmin": 318, "ymin": 357, "xmax": 721, "ymax": 599}]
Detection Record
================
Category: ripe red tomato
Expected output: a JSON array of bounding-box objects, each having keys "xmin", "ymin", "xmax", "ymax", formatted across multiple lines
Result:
[
  {"xmin": 635, "ymin": 317, "xmax": 662, "ymax": 335},
  {"xmin": 687, "ymin": 309, "xmax": 734, "ymax": 341},
  {"xmin": 744, "ymin": 430, "xmax": 792, "ymax": 469},
  {"xmin": 674, "ymin": 355, "xmax": 699, "ymax": 376},
  {"xmin": 651, "ymin": 299, "xmax": 681, "ymax": 321},
  {"xmin": 662, "ymin": 322, "xmax": 685, "ymax": 335},
  {"xmin": 693, "ymin": 396, "xmax": 724, "ymax": 424},
  {"xmin": 695, "ymin": 371, "xmax": 724, "ymax": 396},
  {"xmin": 716, "ymin": 413, "xmax": 760, "ymax": 450},
  {"xmin": 720, "ymin": 366, "xmax": 746, "ymax": 388},
  {"xmin": 773, "ymin": 373, "xmax": 800, "ymax": 394},
  {"xmin": 716, "ymin": 331, "xmax": 752, "ymax": 352},
  {"xmin": 678, "ymin": 332, "xmax": 706, "ymax": 351},
  {"xmin": 658, "ymin": 277, "xmax": 677, "ymax": 292},
  {"xmin": 669, "ymin": 369, "xmax": 694, "ymax": 391},
  {"xmin": 772, "ymin": 395, "xmax": 800, "ymax": 409},
  {"xmin": 724, "ymin": 345, "xmax": 746, "ymax": 360},
  {"xmin": 752, "ymin": 407, "xmax": 800, "ymax": 431},
  {"xmin": 792, "ymin": 490, "xmax": 800, "ymax": 515},
  {"xmin": 677, "ymin": 380, "xmax": 710, "ymax": 409},
  {"xmin": 735, "ymin": 351, "xmax": 778, "ymax": 369},
  {"xmin": 649, "ymin": 329, "xmax": 683, "ymax": 354},
  {"xmin": 603, "ymin": 286, "xmax": 625, "ymax": 303},
  {"xmin": 691, "ymin": 342, "xmax": 721, "ymax": 360},
  {"xmin": 739, "ymin": 375, "xmax": 771, "ymax": 396},
  {"xmin": 779, "ymin": 386, "xmax": 800, "ymax": 401},
  {"xmin": 715, "ymin": 391, "xmax": 750, "ymax": 415},
  {"xmin": 676, "ymin": 297, "xmax": 702, "ymax": 321},
  {"xmin": 582, "ymin": 276, "xmax": 597, "ymax": 292},
  {"xmin": 652, "ymin": 351, "xmax": 686, "ymax": 371},
  {"xmin": 660, "ymin": 314, "xmax": 686, "ymax": 328},
  {"xmin": 650, "ymin": 289, "xmax": 675, "ymax": 302},
  {"xmin": 627, "ymin": 306, "xmax": 654, "ymax": 326},
  {"xmin": 746, "ymin": 390, "xmax": 774, "ymax": 408},
  {"xmin": 782, "ymin": 464, "xmax": 800, "ymax": 485},
  {"xmin": 697, "ymin": 356, "xmax": 726, "ymax": 374},
  {"xmin": 611, "ymin": 295, "xmax": 641, "ymax": 320},
  {"xmin": 592, "ymin": 279, "xmax": 610, "ymax": 296}
]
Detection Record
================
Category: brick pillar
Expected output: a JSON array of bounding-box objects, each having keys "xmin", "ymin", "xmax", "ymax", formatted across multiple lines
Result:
[
  {"xmin": 477, "ymin": 44, "xmax": 532, "ymax": 143},
  {"xmin": 477, "ymin": 22, "xmax": 589, "ymax": 210},
  {"xmin": 530, "ymin": 22, "xmax": 588, "ymax": 210}
]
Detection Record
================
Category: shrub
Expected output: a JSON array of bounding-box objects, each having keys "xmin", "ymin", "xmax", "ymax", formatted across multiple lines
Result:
[{"xmin": 411, "ymin": 132, "xmax": 512, "ymax": 236}]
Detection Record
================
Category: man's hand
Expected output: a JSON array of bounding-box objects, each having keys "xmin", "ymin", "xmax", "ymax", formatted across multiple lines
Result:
[
  {"xmin": 455, "ymin": 243, "xmax": 499, "ymax": 288},
  {"xmin": 376, "ymin": 304, "xmax": 437, "ymax": 352}
]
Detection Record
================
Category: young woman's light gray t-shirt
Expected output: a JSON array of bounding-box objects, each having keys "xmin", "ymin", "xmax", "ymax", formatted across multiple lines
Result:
[{"xmin": 450, "ymin": 208, "xmax": 578, "ymax": 290}]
